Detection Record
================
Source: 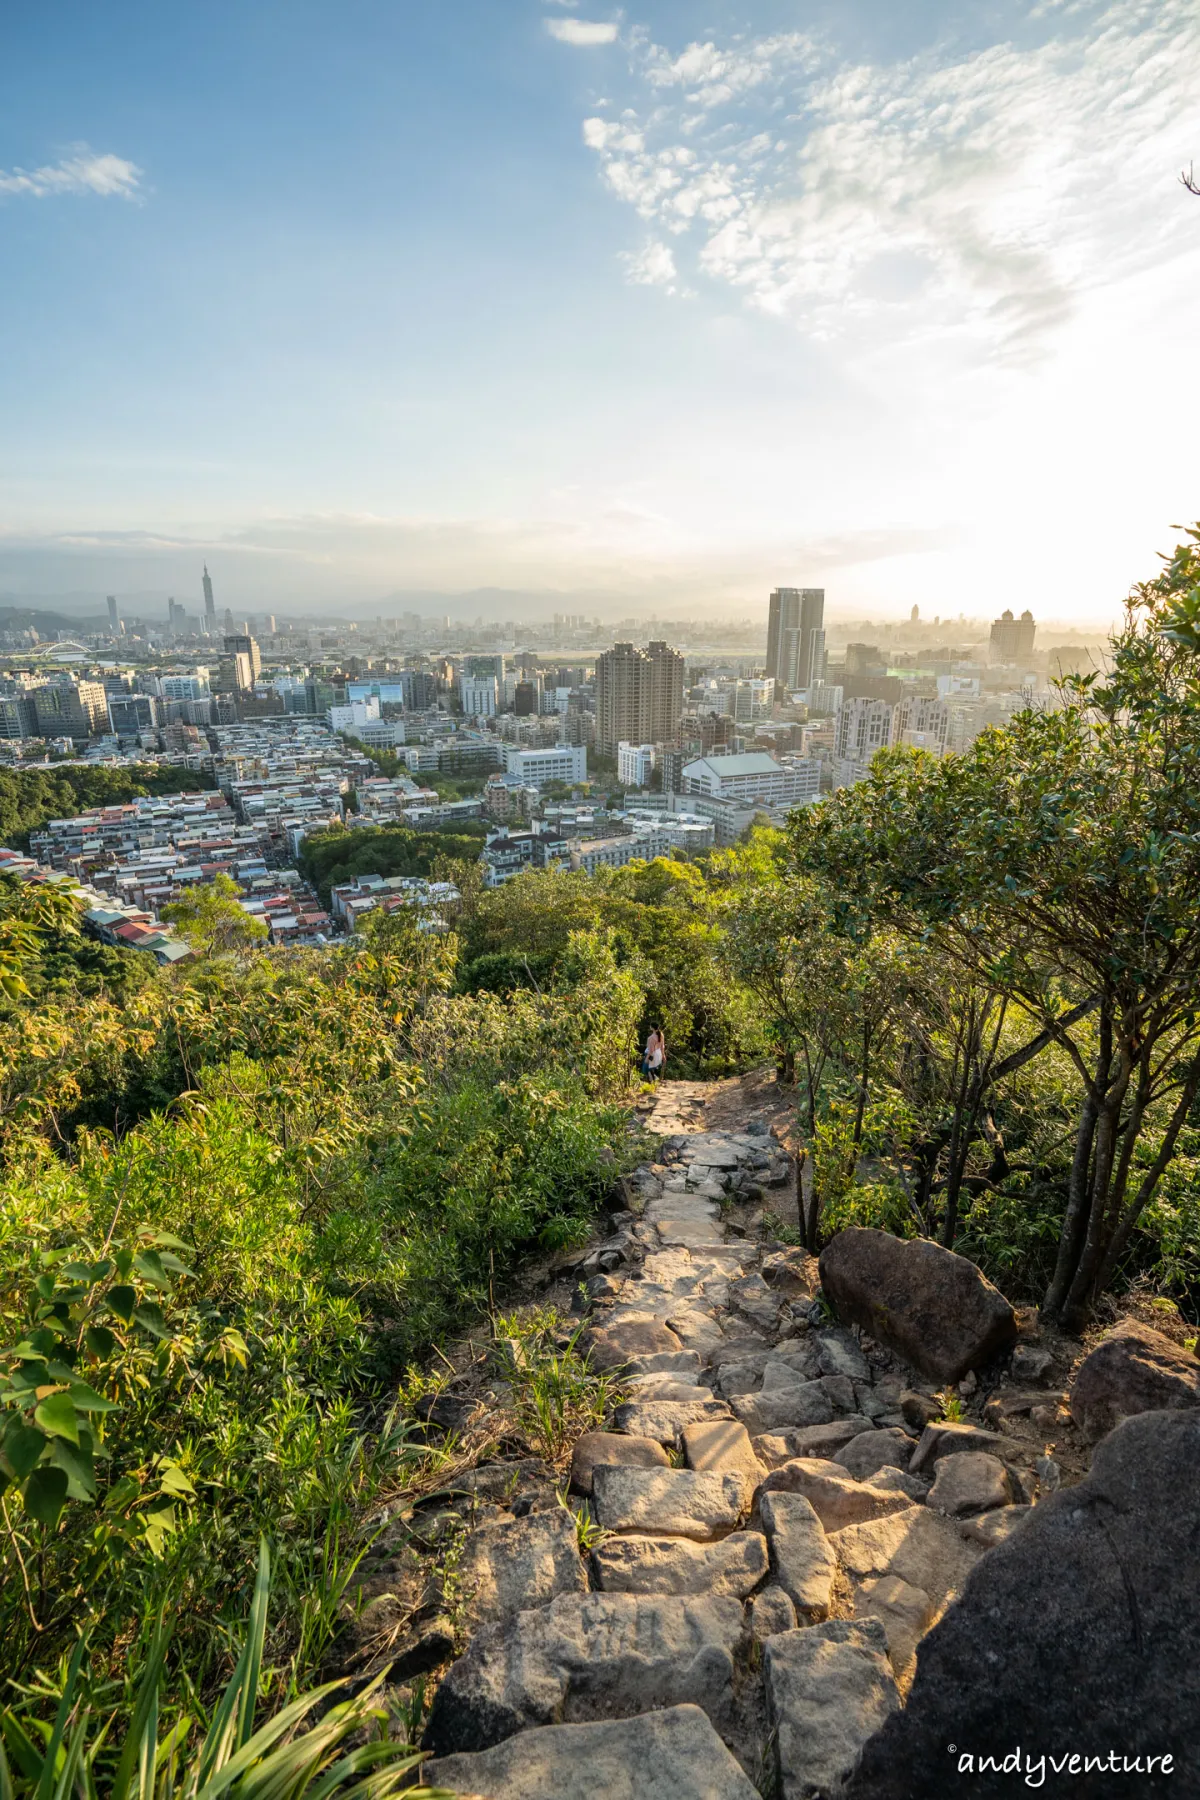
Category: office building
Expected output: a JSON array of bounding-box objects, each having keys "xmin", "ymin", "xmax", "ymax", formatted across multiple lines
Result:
[
  {"xmin": 514, "ymin": 676, "xmax": 542, "ymax": 717},
  {"xmin": 0, "ymin": 696, "xmax": 35, "ymax": 739},
  {"xmin": 680, "ymin": 752, "xmax": 821, "ymax": 807},
  {"xmin": 202, "ymin": 565, "xmax": 216, "ymax": 631},
  {"xmin": 502, "ymin": 743, "xmax": 587, "ymax": 788},
  {"xmin": 108, "ymin": 694, "xmax": 158, "ymax": 736},
  {"xmin": 106, "ymin": 595, "xmax": 121, "ymax": 635},
  {"xmin": 989, "ymin": 609, "xmax": 1036, "ymax": 664},
  {"xmin": 618, "ymin": 742, "xmax": 656, "ymax": 788},
  {"xmin": 459, "ymin": 674, "xmax": 498, "ymax": 718},
  {"xmin": 767, "ymin": 588, "xmax": 825, "ymax": 691},
  {"xmin": 224, "ymin": 634, "xmax": 262, "ymax": 684}
]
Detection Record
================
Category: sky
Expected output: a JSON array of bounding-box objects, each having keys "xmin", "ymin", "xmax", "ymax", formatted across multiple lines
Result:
[{"xmin": 1, "ymin": 0, "xmax": 1198, "ymax": 623}]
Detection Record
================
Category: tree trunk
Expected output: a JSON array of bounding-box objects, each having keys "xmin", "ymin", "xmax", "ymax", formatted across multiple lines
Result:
[{"xmin": 1042, "ymin": 1006, "xmax": 1111, "ymax": 1320}]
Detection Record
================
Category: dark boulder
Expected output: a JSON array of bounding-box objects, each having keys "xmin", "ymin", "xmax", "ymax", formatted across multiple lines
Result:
[
  {"xmin": 844, "ymin": 1410, "xmax": 1200, "ymax": 1799},
  {"xmin": 1069, "ymin": 1319, "xmax": 1200, "ymax": 1441},
  {"xmin": 819, "ymin": 1229, "xmax": 1017, "ymax": 1383}
]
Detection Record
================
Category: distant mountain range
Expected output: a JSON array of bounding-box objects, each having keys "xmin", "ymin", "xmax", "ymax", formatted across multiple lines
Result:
[{"xmin": 0, "ymin": 604, "xmax": 110, "ymax": 634}]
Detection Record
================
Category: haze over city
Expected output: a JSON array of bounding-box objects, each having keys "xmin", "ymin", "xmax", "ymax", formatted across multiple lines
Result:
[{"xmin": 3, "ymin": 0, "xmax": 1198, "ymax": 626}]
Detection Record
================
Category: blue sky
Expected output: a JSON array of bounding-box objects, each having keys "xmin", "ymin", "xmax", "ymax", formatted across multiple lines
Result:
[{"xmin": 1, "ymin": 0, "xmax": 1198, "ymax": 621}]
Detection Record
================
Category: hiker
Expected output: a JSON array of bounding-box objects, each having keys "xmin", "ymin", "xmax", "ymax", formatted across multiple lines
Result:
[{"xmin": 643, "ymin": 1027, "xmax": 666, "ymax": 1082}]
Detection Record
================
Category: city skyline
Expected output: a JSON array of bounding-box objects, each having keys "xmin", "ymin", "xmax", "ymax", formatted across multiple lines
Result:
[{"xmin": 2, "ymin": 3, "xmax": 1198, "ymax": 623}]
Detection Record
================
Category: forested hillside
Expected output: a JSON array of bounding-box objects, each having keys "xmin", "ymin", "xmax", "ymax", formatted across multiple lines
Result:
[
  {"xmin": 0, "ymin": 762, "xmax": 216, "ymax": 850},
  {"xmin": 1, "ymin": 529, "xmax": 1199, "ymax": 1787}
]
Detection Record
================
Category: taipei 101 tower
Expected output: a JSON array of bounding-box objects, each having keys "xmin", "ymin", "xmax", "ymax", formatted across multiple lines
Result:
[{"xmin": 202, "ymin": 564, "xmax": 216, "ymax": 632}]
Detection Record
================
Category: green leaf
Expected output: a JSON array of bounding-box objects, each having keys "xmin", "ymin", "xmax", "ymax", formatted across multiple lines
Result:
[
  {"xmin": 48, "ymin": 1433, "xmax": 96, "ymax": 1501},
  {"xmin": 107, "ymin": 1284, "xmax": 137, "ymax": 1323},
  {"xmin": 33, "ymin": 1391, "xmax": 80, "ymax": 1445},
  {"xmin": 133, "ymin": 1250, "xmax": 171, "ymax": 1290},
  {"xmin": 133, "ymin": 1303, "xmax": 169, "ymax": 1339},
  {"xmin": 157, "ymin": 1460, "xmax": 196, "ymax": 1499},
  {"xmin": 15, "ymin": 1329, "xmax": 58, "ymax": 1359},
  {"xmin": 67, "ymin": 1380, "xmax": 119, "ymax": 1414},
  {"xmin": 84, "ymin": 1324, "xmax": 117, "ymax": 1359},
  {"xmin": 22, "ymin": 1464, "xmax": 68, "ymax": 1528},
  {"xmin": 0, "ymin": 1421, "xmax": 47, "ymax": 1481}
]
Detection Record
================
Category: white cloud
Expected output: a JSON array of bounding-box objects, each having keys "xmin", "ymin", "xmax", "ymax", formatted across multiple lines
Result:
[
  {"xmin": 621, "ymin": 240, "xmax": 677, "ymax": 288},
  {"xmin": 546, "ymin": 18, "xmax": 618, "ymax": 46},
  {"xmin": 0, "ymin": 148, "xmax": 142, "ymax": 201},
  {"xmin": 580, "ymin": 2, "xmax": 1200, "ymax": 363}
]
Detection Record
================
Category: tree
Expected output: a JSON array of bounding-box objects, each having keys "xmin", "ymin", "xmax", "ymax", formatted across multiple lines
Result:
[
  {"xmin": 162, "ymin": 874, "xmax": 269, "ymax": 957},
  {"xmin": 790, "ymin": 524, "xmax": 1200, "ymax": 1325}
]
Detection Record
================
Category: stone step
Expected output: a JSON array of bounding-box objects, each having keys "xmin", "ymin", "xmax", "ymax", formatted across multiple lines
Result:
[
  {"xmin": 425, "ymin": 1706, "xmax": 761, "ymax": 1800},
  {"xmin": 422, "ymin": 1594, "xmax": 747, "ymax": 1757}
]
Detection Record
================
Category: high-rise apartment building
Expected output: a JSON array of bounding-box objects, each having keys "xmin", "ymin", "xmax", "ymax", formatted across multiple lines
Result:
[
  {"xmin": 766, "ymin": 588, "xmax": 825, "ymax": 691},
  {"xmin": 595, "ymin": 640, "xmax": 684, "ymax": 755},
  {"xmin": 835, "ymin": 697, "xmax": 895, "ymax": 764},
  {"xmin": 989, "ymin": 609, "xmax": 1036, "ymax": 664},
  {"xmin": 202, "ymin": 565, "xmax": 216, "ymax": 631},
  {"xmin": 30, "ymin": 680, "xmax": 109, "ymax": 743},
  {"xmin": 646, "ymin": 640, "xmax": 685, "ymax": 744}
]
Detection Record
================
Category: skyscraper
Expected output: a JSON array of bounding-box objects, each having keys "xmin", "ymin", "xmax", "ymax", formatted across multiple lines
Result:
[
  {"xmin": 595, "ymin": 643, "xmax": 651, "ymax": 756},
  {"xmin": 595, "ymin": 639, "xmax": 685, "ymax": 756},
  {"xmin": 224, "ymin": 633, "xmax": 262, "ymax": 685},
  {"xmin": 202, "ymin": 564, "xmax": 216, "ymax": 630},
  {"xmin": 646, "ymin": 640, "xmax": 685, "ymax": 745},
  {"xmin": 989, "ymin": 609, "xmax": 1036, "ymax": 664},
  {"xmin": 106, "ymin": 595, "xmax": 120, "ymax": 634},
  {"xmin": 767, "ymin": 587, "xmax": 825, "ymax": 691}
]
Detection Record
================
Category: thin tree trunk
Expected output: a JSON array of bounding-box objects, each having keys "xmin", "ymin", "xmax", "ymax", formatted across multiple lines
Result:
[
  {"xmin": 1062, "ymin": 1071, "xmax": 1130, "ymax": 1326},
  {"xmin": 1042, "ymin": 1084, "xmax": 1103, "ymax": 1319},
  {"xmin": 1094, "ymin": 1058, "xmax": 1200, "ymax": 1295}
]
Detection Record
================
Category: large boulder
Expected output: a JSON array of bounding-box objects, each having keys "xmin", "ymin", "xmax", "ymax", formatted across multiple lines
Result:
[
  {"xmin": 425, "ymin": 1703, "xmax": 761, "ymax": 1800},
  {"xmin": 1069, "ymin": 1319, "xmax": 1200, "ymax": 1440},
  {"xmin": 819, "ymin": 1229, "xmax": 1017, "ymax": 1382},
  {"xmin": 423, "ymin": 1591, "xmax": 745, "ymax": 1755},
  {"xmin": 844, "ymin": 1411, "xmax": 1200, "ymax": 1798}
]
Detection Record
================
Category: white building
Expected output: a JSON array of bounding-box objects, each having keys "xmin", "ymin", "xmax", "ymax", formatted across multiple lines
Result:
[
  {"xmin": 681, "ymin": 752, "xmax": 820, "ymax": 808},
  {"xmin": 834, "ymin": 699, "xmax": 895, "ymax": 765},
  {"xmin": 160, "ymin": 672, "xmax": 211, "ymax": 701},
  {"xmin": 889, "ymin": 695, "xmax": 949, "ymax": 754},
  {"xmin": 570, "ymin": 828, "xmax": 672, "ymax": 873},
  {"xmin": 328, "ymin": 699, "xmax": 380, "ymax": 733},
  {"xmin": 503, "ymin": 743, "xmax": 587, "ymax": 788},
  {"xmin": 460, "ymin": 674, "xmax": 498, "ymax": 719},
  {"xmin": 618, "ymin": 741, "xmax": 656, "ymax": 787}
]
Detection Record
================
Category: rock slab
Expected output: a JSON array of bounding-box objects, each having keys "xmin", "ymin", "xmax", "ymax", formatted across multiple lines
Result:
[
  {"xmin": 844, "ymin": 1411, "xmax": 1200, "ymax": 1799},
  {"xmin": 765, "ymin": 1620, "xmax": 900, "ymax": 1800},
  {"xmin": 455, "ymin": 1510, "xmax": 587, "ymax": 1627},
  {"xmin": 760, "ymin": 1490, "xmax": 837, "ymax": 1619},
  {"xmin": 423, "ymin": 1591, "xmax": 745, "ymax": 1755},
  {"xmin": 592, "ymin": 1464, "xmax": 749, "ymax": 1538},
  {"xmin": 570, "ymin": 1431, "xmax": 668, "ymax": 1498},
  {"xmin": 819, "ymin": 1228, "xmax": 1017, "ymax": 1383},
  {"xmin": 425, "ymin": 1703, "xmax": 762, "ymax": 1800},
  {"xmin": 591, "ymin": 1530, "xmax": 768, "ymax": 1597}
]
